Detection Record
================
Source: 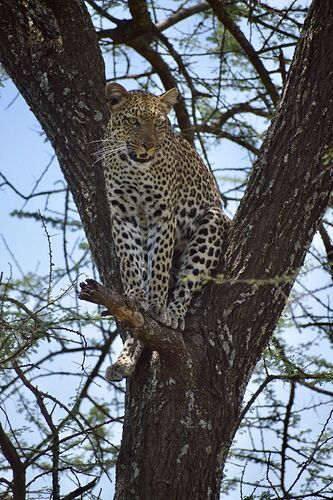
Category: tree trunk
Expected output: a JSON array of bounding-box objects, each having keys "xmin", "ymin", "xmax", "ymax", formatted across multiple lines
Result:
[
  {"xmin": 0, "ymin": 1, "xmax": 332, "ymax": 499},
  {"xmin": 114, "ymin": 2, "xmax": 333, "ymax": 498}
]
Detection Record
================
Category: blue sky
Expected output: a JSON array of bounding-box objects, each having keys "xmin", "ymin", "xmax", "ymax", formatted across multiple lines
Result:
[{"xmin": 0, "ymin": 80, "xmax": 64, "ymax": 277}]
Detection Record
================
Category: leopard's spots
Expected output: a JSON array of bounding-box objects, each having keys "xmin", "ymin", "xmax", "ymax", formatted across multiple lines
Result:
[{"xmin": 102, "ymin": 85, "xmax": 230, "ymax": 381}]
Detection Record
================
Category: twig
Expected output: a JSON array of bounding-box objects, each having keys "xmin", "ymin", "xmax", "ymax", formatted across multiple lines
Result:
[
  {"xmin": 39, "ymin": 210, "xmax": 54, "ymax": 302},
  {"xmin": 62, "ymin": 477, "xmax": 98, "ymax": 500},
  {"xmin": 237, "ymin": 372, "xmax": 333, "ymax": 429},
  {"xmin": 12, "ymin": 361, "xmax": 60, "ymax": 500},
  {"xmin": 280, "ymin": 381, "xmax": 295, "ymax": 496},
  {"xmin": 156, "ymin": 2, "xmax": 210, "ymax": 32}
]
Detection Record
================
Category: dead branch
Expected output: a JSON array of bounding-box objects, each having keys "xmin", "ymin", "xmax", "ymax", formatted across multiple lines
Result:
[
  {"xmin": 62, "ymin": 477, "xmax": 98, "ymax": 500},
  {"xmin": 78, "ymin": 279, "xmax": 186, "ymax": 356},
  {"xmin": 79, "ymin": 279, "xmax": 144, "ymax": 328}
]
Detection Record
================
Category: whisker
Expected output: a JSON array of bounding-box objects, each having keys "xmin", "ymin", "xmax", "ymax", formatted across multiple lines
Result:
[
  {"xmin": 93, "ymin": 146, "xmax": 125, "ymax": 154},
  {"xmin": 96, "ymin": 143, "xmax": 126, "ymax": 149},
  {"xmin": 90, "ymin": 138, "xmax": 126, "ymax": 145},
  {"xmin": 92, "ymin": 146, "xmax": 126, "ymax": 157},
  {"xmin": 92, "ymin": 147, "xmax": 127, "ymax": 165}
]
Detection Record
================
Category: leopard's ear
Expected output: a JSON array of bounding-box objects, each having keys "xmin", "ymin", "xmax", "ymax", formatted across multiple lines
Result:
[
  {"xmin": 105, "ymin": 82, "xmax": 128, "ymax": 111},
  {"xmin": 159, "ymin": 88, "xmax": 178, "ymax": 113}
]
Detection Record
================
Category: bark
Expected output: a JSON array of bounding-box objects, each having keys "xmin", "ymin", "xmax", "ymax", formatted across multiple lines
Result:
[
  {"xmin": 0, "ymin": 423, "xmax": 25, "ymax": 500},
  {"xmin": 0, "ymin": 1, "xmax": 332, "ymax": 500}
]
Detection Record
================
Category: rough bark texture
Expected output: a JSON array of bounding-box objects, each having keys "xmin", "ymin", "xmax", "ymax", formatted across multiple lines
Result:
[
  {"xmin": 0, "ymin": 1, "xmax": 332, "ymax": 499},
  {"xmin": 114, "ymin": 2, "xmax": 333, "ymax": 498}
]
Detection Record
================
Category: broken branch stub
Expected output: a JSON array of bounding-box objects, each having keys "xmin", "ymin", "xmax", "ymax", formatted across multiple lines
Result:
[
  {"xmin": 79, "ymin": 279, "xmax": 144, "ymax": 328},
  {"xmin": 78, "ymin": 279, "xmax": 186, "ymax": 356}
]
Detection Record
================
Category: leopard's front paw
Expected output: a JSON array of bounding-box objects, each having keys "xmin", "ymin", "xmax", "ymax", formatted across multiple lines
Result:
[
  {"xmin": 148, "ymin": 304, "xmax": 185, "ymax": 331},
  {"xmin": 148, "ymin": 304, "xmax": 168, "ymax": 325},
  {"xmin": 126, "ymin": 289, "xmax": 149, "ymax": 312},
  {"xmin": 167, "ymin": 311, "xmax": 185, "ymax": 330},
  {"xmin": 166, "ymin": 304, "xmax": 186, "ymax": 331}
]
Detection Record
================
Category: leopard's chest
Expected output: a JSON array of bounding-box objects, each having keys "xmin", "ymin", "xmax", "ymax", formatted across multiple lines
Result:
[{"xmin": 105, "ymin": 156, "xmax": 176, "ymax": 223}]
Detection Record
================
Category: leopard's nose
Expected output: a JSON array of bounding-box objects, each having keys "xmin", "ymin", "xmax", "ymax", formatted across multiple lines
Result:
[{"xmin": 142, "ymin": 142, "xmax": 155, "ymax": 152}]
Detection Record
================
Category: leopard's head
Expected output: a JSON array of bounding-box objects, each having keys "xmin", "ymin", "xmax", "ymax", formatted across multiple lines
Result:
[{"xmin": 105, "ymin": 83, "xmax": 178, "ymax": 163}]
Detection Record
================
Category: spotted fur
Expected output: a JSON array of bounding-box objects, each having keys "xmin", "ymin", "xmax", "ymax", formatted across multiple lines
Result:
[{"xmin": 102, "ymin": 83, "xmax": 230, "ymax": 381}]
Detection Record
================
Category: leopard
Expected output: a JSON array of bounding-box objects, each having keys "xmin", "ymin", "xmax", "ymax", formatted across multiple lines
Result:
[{"xmin": 101, "ymin": 83, "xmax": 230, "ymax": 381}]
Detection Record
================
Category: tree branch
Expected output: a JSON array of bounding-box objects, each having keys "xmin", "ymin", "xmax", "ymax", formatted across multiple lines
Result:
[
  {"xmin": 156, "ymin": 2, "xmax": 210, "ymax": 32},
  {"xmin": 79, "ymin": 279, "xmax": 186, "ymax": 356},
  {"xmin": 319, "ymin": 222, "xmax": 333, "ymax": 279},
  {"xmin": 62, "ymin": 478, "xmax": 98, "ymax": 500},
  {"xmin": 79, "ymin": 279, "xmax": 144, "ymax": 328},
  {"xmin": 207, "ymin": 0, "xmax": 279, "ymax": 105},
  {"xmin": 12, "ymin": 361, "xmax": 60, "ymax": 500},
  {"xmin": 85, "ymin": 0, "xmax": 122, "ymax": 25},
  {"xmin": 0, "ymin": 423, "xmax": 26, "ymax": 500},
  {"xmin": 214, "ymin": 102, "xmax": 270, "ymax": 128},
  {"xmin": 237, "ymin": 372, "xmax": 333, "ymax": 430},
  {"xmin": 198, "ymin": 124, "xmax": 260, "ymax": 155}
]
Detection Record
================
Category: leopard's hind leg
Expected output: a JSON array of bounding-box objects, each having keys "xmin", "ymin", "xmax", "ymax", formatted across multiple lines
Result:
[
  {"xmin": 105, "ymin": 334, "xmax": 144, "ymax": 381},
  {"xmin": 166, "ymin": 207, "xmax": 230, "ymax": 329}
]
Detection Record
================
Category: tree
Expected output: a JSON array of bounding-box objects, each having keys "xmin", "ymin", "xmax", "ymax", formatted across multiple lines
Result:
[{"xmin": 0, "ymin": 1, "xmax": 332, "ymax": 499}]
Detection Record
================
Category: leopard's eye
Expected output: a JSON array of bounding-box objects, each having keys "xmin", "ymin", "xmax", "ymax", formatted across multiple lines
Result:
[
  {"xmin": 126, "ymin": 116, "xmax": 139, "ymax": 125},
  {"xmin": 155, "ymin": 116, "xmax": 165, "ymax": 127}
]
